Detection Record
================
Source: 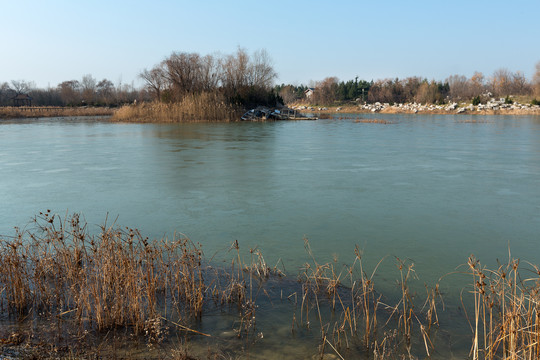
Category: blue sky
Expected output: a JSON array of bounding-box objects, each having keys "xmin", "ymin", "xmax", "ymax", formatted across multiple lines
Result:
[{"xmin": 1, "ymin": 0, "xmax": 538, "ymax": 88}]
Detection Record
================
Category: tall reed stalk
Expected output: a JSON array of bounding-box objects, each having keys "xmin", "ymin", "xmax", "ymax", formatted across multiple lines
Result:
[{"xmin": 467, "ymin": 254, "xmax": 540, "ymax": 359}]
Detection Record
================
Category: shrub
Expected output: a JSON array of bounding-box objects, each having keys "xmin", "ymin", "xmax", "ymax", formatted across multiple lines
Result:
[
  {"xmin": 504, "ymin": 96, "xmax": 513, "ymax": 104},
  {"xmin": 471, "ymin": 96, "xmax": 481, "ymax": 106},
  {"xmin": 531, "ymin": 98, "xmax": 540, "ymax": 106}
]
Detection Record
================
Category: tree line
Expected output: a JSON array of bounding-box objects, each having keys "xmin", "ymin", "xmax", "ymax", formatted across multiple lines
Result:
[
  {"xmin": 3, "ymin": 54, "xmax": 540, "ymax": 108},
  {"xmin": 276, "ymin": 62, "xmax": 540, "ymax": 105},
  {"xmin": 0, "ymin": 76, "xmax": 141, "ymax": 107},
  {"xmin": 0, "ymin": 48, "xmax": 280, "ymax": 109}
]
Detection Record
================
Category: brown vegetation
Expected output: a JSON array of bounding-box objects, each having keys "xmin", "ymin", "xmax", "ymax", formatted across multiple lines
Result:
[
  {"xmin": 1, "ymin": 77, "xmax": 140, "ymax": 108},
  {"xmin": 466, "ymin": 255, "xmax": 540, "ymax": 360},
  {"xmin": 534, "ymin": 61, "xmax": 540, "ymax": 98},
  {"xmin": 279, "ymin": 62, "xmax": 540, "ymax": 108},
  {"xmin": 140, "ymin": 48, "xmax": 278, "ymax": 107},
  {"xmin": 1, "ymin": 212, "xmax": 539, "ymax": 359},
  {"xmin": 0, "ymin": 106, "xmax": 114, "ymax": 119},
  {"xmin": 112, "ymin": 48, "xmax": 279, "ymax": 123},
  {"xmin": 355, "ymin": 118, "xmax": 394, "ymax": 124},
  {"xmin": 112, "ymin": 94, "xmax": 243, "ymax": 123}
]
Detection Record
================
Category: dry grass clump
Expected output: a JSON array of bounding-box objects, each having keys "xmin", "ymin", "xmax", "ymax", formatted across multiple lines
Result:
[
  {"xmin": 0, "ymin": 211, "xmax": 208, "ymax": 335},
  {"xmin": 0, "ymin": 211, "xmax": 281, "ymax": 354},
  {"xmin": 296, "ymin": 242, "xmax": 540, "ymax": 359},
  {"xmin": 295, "ymin": 239, "xmax": 441, "ymax": 359},
  {"xmin": 466, "ymin": 254, "xmax": 540, "ymax": 360},
  {"xmin": 457, "ymin": 119, "xmax": 493, "ymax": 124},
  {"xmin": 112, "ymin": 93, "xmax": 243, "ymax": 123},
  {"xmin": 0, "ymin": 106, "xmax": 113, "ymax": 119},
  {"xmin": 355, "ymin": 118, "xmax": 394, "ymax": 124}
]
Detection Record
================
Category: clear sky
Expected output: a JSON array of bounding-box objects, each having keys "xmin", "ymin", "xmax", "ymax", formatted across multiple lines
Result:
[{"xmin": 1, "ymin": 0, "xmax": 539, "ymax": 88}]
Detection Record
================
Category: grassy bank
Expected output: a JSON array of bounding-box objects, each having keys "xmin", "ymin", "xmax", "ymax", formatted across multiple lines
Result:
[
  {"xmin": 1, "ymin": 212, "xmax": 539, "ymax": 359},
  {"xmin": 0, "ymin": 106, "xmax": 114, "ymax": 119},
  {"xmin": 112, "ymin": 94, "xmax": 244, "ymax": 123}
]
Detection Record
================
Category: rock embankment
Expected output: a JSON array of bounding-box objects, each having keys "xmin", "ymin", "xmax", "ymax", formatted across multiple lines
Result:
[{"xmin": 291, "ymin": 98, "xmax": 540, "ymax": 115}]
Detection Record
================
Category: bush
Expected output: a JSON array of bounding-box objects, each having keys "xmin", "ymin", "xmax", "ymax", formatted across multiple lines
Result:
[
  {"xmin": 531, "ymin": 98, "xmax": 540, "ymax": 106},
  {"xmin": 504, "ymin": 96, "xmax": 513, "ymax": 104},
  {"xmin": 472, "ymin": 96, "xmax": 481, "ymax": 106}
]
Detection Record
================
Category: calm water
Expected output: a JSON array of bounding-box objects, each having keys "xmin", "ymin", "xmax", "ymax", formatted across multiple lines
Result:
[{"xmin": 1, "ymin": 114, "xmax": 540, "ymax": 357}]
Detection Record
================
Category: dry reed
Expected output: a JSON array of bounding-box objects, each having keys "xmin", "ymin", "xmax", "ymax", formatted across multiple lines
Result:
[
  {"xmin": 466, "ymin": 254, "xmax": 540, "ymax": 360},
  {"xmin": 0, "ymin": 106, "xmax": 113, "ymax": 119},
  {"xmin": 355, "ymin": 118, "xmax": 394, "ymax": 124},
  {"xmin": 1, "ymin": 213, "xmax": 540, "ymax": 359},
  {"xmin": 296, "ymin": 239, "xmax": 441, "ymax": 359},
  {"xmin": 111, "ymin": 93, "xmax": 243, "ymax": 123},
  {"xmin": 0, "ymin": 212, "xmax": 213, "ymax": 338}
]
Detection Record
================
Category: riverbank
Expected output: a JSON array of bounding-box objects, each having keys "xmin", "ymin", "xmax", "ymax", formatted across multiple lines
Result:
[
  {"xmin": 292, "ymin": 99, "xmax": 540, "ymax": 116},
  {"xmin": 0, "ymin": 106, "xmax": 114, "ymax": 119},
  {"xmin": 2, "ymin": 100, "xmax": 539, "ymax": 122}
]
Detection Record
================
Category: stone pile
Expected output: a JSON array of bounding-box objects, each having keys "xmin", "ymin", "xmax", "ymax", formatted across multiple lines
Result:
[
  {"xmin": 358, "ymin": 99, "xmax": 540, "ymax": 114},
  {"xmin": 291, "ymin": 99, "xmax": 540, "ymax": 114}
]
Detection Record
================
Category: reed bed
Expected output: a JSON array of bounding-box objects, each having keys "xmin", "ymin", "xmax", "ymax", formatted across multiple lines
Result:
[
  {"xmin": 0, "ymin": 211, "xmax": 207, "ymax": 333},
  {"xmin": 112, "ymin": 94, "xmax": 243, "ymax": 123},
  {"xmin": 354, "ymin": 118, "xmax": 395, "ymax": 124},
  {"xmin": 1, "ymin": 212, "xmax": 539, "ymax": 359},
  {"xmin": 295, "ymin": 239, "xmax": 441, "ymax": 359},
  {"xmin": 466, "ymin": 254, "xmax": 540, "ymax": 360},
  {"xmin": 0, "ymin": 212, "xmax": 279, "ymax": 356},
  {"xmin": 457, "ymin": 119, "xmax": 493, "ymax": 124},
  {"xmin": 0, "ymin": 106, "xmax": 113, "ymax": 119}
]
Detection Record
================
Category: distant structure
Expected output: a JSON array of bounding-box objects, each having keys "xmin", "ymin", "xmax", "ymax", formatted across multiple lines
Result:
[
  {"xmin": 11, "ymin": 93, "xmax": 32, "ymax": 107},
  {"xmin": 304, "ymin": 88, "xmax": 315, "ymax": 99}
]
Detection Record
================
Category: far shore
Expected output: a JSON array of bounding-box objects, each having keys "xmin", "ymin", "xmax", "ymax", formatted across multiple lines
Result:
[
  {"xmin": 0, "ymin": 106, "xmax": 114, "ymax": 120},
  {"xmin": 293, "ymin": 101, "xmax": 540, "ymax": 116},
  {"xmin": 1, "ymin": 101, "xmax": 540, "ymax": 122}
]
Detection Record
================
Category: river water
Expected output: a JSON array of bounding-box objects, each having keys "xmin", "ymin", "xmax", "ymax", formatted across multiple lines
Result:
[{"xmin": 1, "ymin": 114, "xmax": 540, "ymax": 357}]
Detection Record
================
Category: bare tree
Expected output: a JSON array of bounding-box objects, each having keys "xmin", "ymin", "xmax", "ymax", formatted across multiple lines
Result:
[
  {"xmin": 367, "ymin": 78, "xmax": 402, "ymax": 104},
  {"xmin": 80, "ymin": 74, "xmax": 97, "ymax": 104},
  {"xmin": 415, "ymin": 81, "xmax": 443, "ymax": 104},
  {"xmin": 447, "ymin": 74, "xmax": 471, "ymax": 100},
  {"xmin": 164, "ymin": 52, "xmax": 204, "ymax": 99},
  {"xmin": 470, "ymin": 71, "xmax": 485, "ymax": 97},
  {"xmin": 0, "ymin": 82, "xmax": 15, "ymax": 105},
  {"xmin": 490, "ymin": 68, "xmax": 512, "ymax": 97},
  {"xmin": 402, "ymin": 77, "xmax": 422, "ymax": 102},
  {"xmin": 97, "ymin": 79, "xmax": 115, "ymax": 105},
  {"xmin": 511, "ymin": 71, "xmax": 529, "ymax": 95},
  {"xmin": 10, "ymin": 80, "xmax": 34, "ymax": 95},
  {"xmin": 278, "ymin": 85, "xmax": 298, "ymax": 104},
  {"xmin": 534, "ymin": 61, "xmax": 540, "ymax": 97},
  {"xmin": 140, "ymin": 65, "xmax": 167, "ymax": 101},
  {"xmin": 221, "ymin": 47, "xmax": 250, "ymax": 96},
  {"xmin": 199, "ymin": 54, "xmax": 221, "ymax": 92},
  {"xmin": 312, "ymin": 77, "xmax": 338, "ymax": 104},
  {"xmin": 58, "ymin": 80, "xmax": 81, "ymax": 106},
  {"xmin": 30, "ymin": 87, "xmax": 62, "ymax": 106},
  {"xmin": 247, "ymin": 49, "xmax": 277, "ymax": 89}
]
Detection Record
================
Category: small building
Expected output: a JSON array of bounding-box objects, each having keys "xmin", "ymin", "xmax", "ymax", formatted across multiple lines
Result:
[
  {"xmin": 11, "ymin": 93, "xmax": 32, "ymax": 107},
  {"xmin": 304, "ymin": 88, "xmax": 315, "ymax": 99}
]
